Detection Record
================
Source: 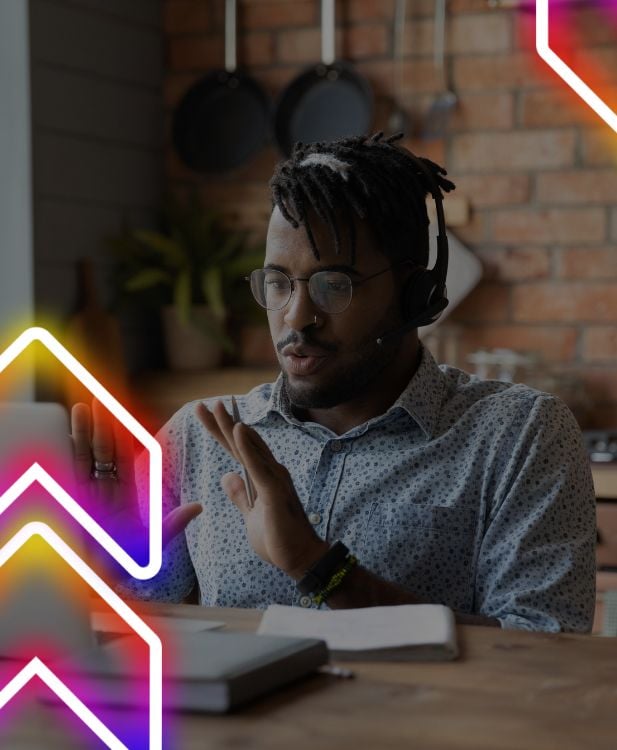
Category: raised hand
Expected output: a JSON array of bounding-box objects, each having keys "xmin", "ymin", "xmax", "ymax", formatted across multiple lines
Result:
[
  {"xmin": 197, "ymin": 400, "xmax": 327, "ymax": 579},
  {"xmin": 71, "ymin": 399, "xmax": 201, "ymax": 548}
]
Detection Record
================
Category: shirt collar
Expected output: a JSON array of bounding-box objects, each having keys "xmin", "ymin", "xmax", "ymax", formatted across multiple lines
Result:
[
  {"xmin": 388, "ymin": 345, "xmax": 446, "ymax": 439},
  {"xmin": 244, "ymin": 345, "xmax": 446, "ymax": 439}
]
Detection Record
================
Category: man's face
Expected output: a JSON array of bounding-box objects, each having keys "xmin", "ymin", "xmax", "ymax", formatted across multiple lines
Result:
[{"xmin": 265, "ymin": 206, "xmax": 408, "ymax": 410}]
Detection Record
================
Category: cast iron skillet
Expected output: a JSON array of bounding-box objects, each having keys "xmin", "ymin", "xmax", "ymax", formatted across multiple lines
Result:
[
  {"xmin": 172, "ymin": 0, "xmax": 270, "ymax": 173},
  {"xmin": 273, "ymin": 0, "xmax": 373, "ymax": 157}
]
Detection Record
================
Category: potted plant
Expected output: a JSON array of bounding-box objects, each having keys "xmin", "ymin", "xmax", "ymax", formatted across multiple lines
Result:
[{"xmin": 107, "ymin": 193, "xmax": 264, "ymax": 371}]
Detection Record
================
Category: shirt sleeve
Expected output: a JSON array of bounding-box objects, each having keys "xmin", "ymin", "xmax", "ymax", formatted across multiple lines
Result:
[
  {"xmin": 118, "ymin": 404, "xmax": 197, "ymax": 603},
  {"xmin": 474, "ymin": 394, "xmax": 596, "ymax": 633}
]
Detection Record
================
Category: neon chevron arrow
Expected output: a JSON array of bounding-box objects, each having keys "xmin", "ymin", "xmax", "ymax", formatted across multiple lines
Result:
[
  {"xmin": 0, "ymin": 327, "xmax": 162, "ymax": 578},
  {"xmin": 536, "ymin": 0, "xmax": 617, "ymax": 133}
]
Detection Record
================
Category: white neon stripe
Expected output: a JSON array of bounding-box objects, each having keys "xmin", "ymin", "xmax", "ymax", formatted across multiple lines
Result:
[
  {"xmin": 0, "ymin": 463, "xmax": 154, "ymax": 581},
  {"xmin": 0, "ymin": 327, "xmax": 162, "ymax": 578},
  {"xmin": 536, "ymin": 0, "xmax": 617, "ymax": 133},
  {"xmin": 0, "ymin": 657, "xmax": 129, "ymax": 750},
  {"xmin": 0, "ymin": 522, "xmax": 162, "ymax": 749}
]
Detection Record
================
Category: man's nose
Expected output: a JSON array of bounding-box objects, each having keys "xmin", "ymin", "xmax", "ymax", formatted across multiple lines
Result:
[{"xmin": 283, "ymin": 280, "xmax": 320, "ymax": 331}]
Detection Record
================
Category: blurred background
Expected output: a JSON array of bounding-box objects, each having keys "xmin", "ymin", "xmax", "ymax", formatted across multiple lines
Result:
[{"xmin": 1, "ymin": 0, "xmax": 617, "ymax": 630}]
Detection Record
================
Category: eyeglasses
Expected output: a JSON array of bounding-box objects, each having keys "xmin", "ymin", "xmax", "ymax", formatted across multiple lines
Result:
[{"xmin": 246, "ymin": 266, "xmax": 398, "ymax": 314}]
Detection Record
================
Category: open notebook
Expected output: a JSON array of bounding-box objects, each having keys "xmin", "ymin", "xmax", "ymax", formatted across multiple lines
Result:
[{"xmin": 258, "ymin": 604, "xmax": 459, "ymax": 661}]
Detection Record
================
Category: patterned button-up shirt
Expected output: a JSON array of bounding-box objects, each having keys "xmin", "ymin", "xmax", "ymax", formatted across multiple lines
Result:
[{"xmin": 127, "ymin": 346, "xmax": 596, "ymax": 632}]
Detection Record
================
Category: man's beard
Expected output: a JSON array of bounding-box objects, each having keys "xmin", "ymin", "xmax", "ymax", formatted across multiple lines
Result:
[{"xmin": 280, "ymin": 309, "xmax": 405, "ymax": 410}]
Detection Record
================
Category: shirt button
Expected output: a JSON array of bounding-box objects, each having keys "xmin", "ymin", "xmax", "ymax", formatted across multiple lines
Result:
[
  {"xmin": 331, "ymin": 440, "xmax": 342, "ymax": 452},
  {"xmin": 299, "ymin": 595, "xmax": 312, "ymax": 608},
  {"xmin": 308, "ymin": 512, "xmax": 321, "ymax": 525}
]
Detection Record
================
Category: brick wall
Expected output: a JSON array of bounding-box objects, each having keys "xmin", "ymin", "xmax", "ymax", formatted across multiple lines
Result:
[{"xmin": 163, "ymin": 0, "xmax": 617, "ymax": 427}]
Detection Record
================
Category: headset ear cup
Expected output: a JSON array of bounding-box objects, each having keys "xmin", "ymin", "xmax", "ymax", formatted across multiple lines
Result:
[{"xmin": 402, "ymin": 269, "xmax": 442, "ymax": 326}]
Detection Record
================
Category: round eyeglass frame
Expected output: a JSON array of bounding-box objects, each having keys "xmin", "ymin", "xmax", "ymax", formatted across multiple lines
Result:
[{"xmin": 246, "ymin": 265, "xmax": 402, "ymax": 315}]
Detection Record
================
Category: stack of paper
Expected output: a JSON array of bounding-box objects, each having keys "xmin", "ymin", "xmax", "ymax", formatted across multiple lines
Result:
[{"xmin": 258, "ymin": 604, "xmax": 458, "ymax": 661}]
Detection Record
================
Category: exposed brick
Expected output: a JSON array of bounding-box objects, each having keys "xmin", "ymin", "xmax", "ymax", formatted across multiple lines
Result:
[
  {"xmin": 583, "ymin": 328, "xmax": 617, "ymax": 362},
  {"xmin": 343, "ymin": 24, "xmax": 389, "ymax": 60},
  {"xmin": 277, "ymin": 27, "xmax": 321, "ymax": 64},
  {"xmin": 356, "ymin": 59, "xmax": 441, "ymax": 95},
  {"xmin": 519, "ymin": 88, "xmax": 604, "ymax": 128},
  {"xmin": 402, "ymin": 136, "xmax": 446, "ymax": 169},
  {"xmin": 512, "ymin": 282, "xmax": 617, "ymax": 323},
  {"xmin": 168, "ymin": 35, "xmax": 223, "ymax": 71},
  {"xmin": 536, "ymin": 169, "xmax": 617, "ymax": 206},
  {"xmin": 450, "ymin": 92, "xmax": 514, "ymax": 132},
  {"xmin": 343, "ymin": 0, "xmax": 396, "ymax": 23},
  {"xmin": 449, "ymin": 0, "xmax": 498, "ymax": 12},
  {"xmin": 458, "ymin": 324, "xmax": 577, "ymax": 363},
  {"xmin": 453, "ymin": 52, "xmax": 544, "ymax": 92},
  {"xmin": 450, "ymin": 282, "xmax": 511, "ymax": 324},
  {"xmin": 476, "ymin": 247, "xmax": 551, "ymax": 282},
  {"xmin": 454, "ymin": 174, "xmax": 530, "ymax": 208},
  {"xmin": 199, "ymin": 181, "xmax": 272, "ymax": 235},
  {"xmin": 403, "ymin": 14, "xmax": 511, "ymax": 57},
  {"xmin": 451, "ymin": 130, "xmax": 576, "ymax": 172},
  {"xmin": 256, "ymin": 65, "xmax": 303, "ymax": 95},
  {"xmin": 558, "ymin": 248, "xmax": 617, "ymax": 280},
  {"xmin": 164, "ymin": 1, "xmax": 210, "ymax": 35},
  {"xmin": 242, "ymin": 1, "xmax": 316, "ymax": 30},
  {"xmin": 239, "ymin": 31, "xmax": 275, "ymax": 67},
  {"xmin": 581, "ymin": 128, "xmax": 617, "ymax": 167},
  {"xmin": 574, "ymin": 48, "xmax": 617, "ymax": 87},
  {"xmin": 452, "ymin": 211, "xmax": 490, "ymax": 246},
  {"xmin": 612, "ymin": 208, "xmax": 617, "ymax": 242},
  {"xmin": 493, "ymin": 208, "xmax": 606, "ymax": 245}
]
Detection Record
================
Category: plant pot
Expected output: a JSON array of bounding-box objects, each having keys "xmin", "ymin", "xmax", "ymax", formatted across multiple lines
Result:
[
  {"xmin": 237, "ymin": 324, "xmax": 279, "ymax": 367},
  {"xmin": 161, "ymin": 305, "xmax": 224, "ymax": 371}
]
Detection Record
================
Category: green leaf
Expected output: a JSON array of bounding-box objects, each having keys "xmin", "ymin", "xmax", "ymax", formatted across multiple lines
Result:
[
  {"xmin": 173, "ymin": 271, "xmax": 192, "ymax": 324},
  {"xmin": 133, "ymin": 230, "xmax": 185, "ymax": 267},
  {"xmin": 125, "ymin": 268, "xmax": 172, "ymax": 291},
  {"xmin": 201, "ymin": 267, "xmax": 225, "ymax": 321}
]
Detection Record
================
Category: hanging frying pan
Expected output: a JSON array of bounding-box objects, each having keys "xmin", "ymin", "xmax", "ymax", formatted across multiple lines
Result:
[
  {"xmin": 172, "ymin": 0, "xmax": 270, "ymax": 173},
  {"xmin": 273, "ymin": 0, "xmax": 373, "ymax": 157}
]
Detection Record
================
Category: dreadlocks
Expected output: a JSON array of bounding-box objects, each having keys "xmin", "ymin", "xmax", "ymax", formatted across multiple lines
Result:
[{"xmin": 269, "ymin": 131, "xmax": 456, "ymax": 266}]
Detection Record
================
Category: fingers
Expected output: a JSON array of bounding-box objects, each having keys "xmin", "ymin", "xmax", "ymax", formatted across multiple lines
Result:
[
  {"xmin": 162, "ymin": 502, "xmax": 202, "ymax": 547},
  {"xmin": 91, "ymin": 398, "xmax": 114, "ymax": 464},
  {"xmin": 71, "ymin": 402, "xmax": 92, "ymax": 484},
  {"xmin": 233, "ymin": 422, "xmax": 287, "ymax": 492},
  {"xmin": 196, "ymin": 401, "xmax": 239, "ymax": 461}
]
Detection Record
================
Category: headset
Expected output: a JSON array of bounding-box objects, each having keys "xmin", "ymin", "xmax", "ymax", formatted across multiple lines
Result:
[{"xmin": 376, "ymin": 152, "xmax": 449, "ymax": 346}]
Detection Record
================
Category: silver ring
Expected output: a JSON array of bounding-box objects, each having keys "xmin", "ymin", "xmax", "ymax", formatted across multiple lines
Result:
[{"xmin": 92, "ymin": 460, "xmax": 118, "ymax": 480}]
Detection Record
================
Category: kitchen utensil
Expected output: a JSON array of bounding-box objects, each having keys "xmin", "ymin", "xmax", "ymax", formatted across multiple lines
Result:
[
  {"xmin": 387, "ymin": 0, "xmax": 409, "ymax": 134},
  {"xmin": 423, "ymin": 0, "xmax": 458, "ymax": 140},
  {"xmin": 273, "ymin": 0, "xmax": 373, "ymax": 157},
  {"xmin": 172, "ymin": 0, "xmax": 270, "ymax": 173}
]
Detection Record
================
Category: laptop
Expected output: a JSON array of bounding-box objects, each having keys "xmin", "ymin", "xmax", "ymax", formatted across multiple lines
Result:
[{"xmin": 0, "ymin": 401, "xmax": 328, "ymax": 713}]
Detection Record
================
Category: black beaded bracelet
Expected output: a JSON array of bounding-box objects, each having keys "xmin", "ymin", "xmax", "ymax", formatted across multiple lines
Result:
[{"xmin": 296, "ymin": 541, "xmax": 350, "ymax": 596}]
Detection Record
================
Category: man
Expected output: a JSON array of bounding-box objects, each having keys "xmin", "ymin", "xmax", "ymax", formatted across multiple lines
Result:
[{"xmin": 73, "ymin": 133, "xmax": 596, "ymax": 632}]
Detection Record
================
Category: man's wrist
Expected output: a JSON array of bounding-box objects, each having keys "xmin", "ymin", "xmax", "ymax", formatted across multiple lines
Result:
[{"xmin": 286, "ymin": 539, "xmax": 330, "ymax": 581}]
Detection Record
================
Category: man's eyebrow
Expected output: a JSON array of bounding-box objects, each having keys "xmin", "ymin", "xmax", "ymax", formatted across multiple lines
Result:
[{"xmin": 264, "ymin": 263, "xmax": 361, "ymax": 276}]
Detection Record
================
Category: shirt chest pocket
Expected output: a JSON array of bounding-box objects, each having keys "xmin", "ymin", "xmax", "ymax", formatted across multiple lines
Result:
[{"xmin": 361, "ymin": 502, "xmax": 479, "ymax": 612}]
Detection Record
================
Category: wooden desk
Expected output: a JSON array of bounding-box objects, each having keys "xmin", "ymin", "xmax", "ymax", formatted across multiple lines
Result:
[{"xmin": 3, "ymin": 604, "xmax": 616, "ymax": 749}]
